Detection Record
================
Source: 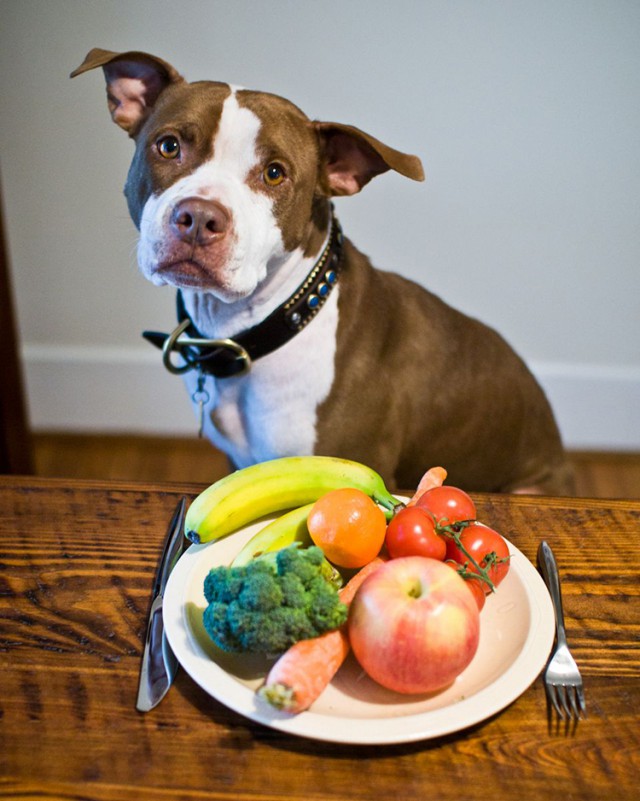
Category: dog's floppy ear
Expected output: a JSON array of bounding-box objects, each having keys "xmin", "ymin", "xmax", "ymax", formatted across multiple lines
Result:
[
  {"xmin": 70, "ymin": 48, "xmax": 184, "ymax": 136},
  {"xmin": 315, "ymin": 122, "xmax": 425, "ymax": 196}
]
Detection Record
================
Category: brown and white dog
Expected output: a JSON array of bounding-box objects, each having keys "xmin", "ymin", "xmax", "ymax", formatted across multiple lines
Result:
[{"xmin": 72, "ymin": 48, "xmax": 573, "ymax": 494}]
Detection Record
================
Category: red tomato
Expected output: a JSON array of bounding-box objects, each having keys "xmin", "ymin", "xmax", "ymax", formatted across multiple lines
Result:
[
  {"xmin": 445, "ymin": 523, "xmax": 510, "ymax": 592},
  {"xmin": 445, "ymin": 560, "xmax": 486, "ymax": 611},
  {"xmin": 385, "ymin": 506, "xmax": 447, "ymax": 560},
  {"xmin": 416, "ymin": 485, "xmax": 477, "ymax": 526}
]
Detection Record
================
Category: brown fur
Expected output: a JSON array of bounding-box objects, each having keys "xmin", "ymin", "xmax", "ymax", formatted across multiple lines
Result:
[{"xmin": 315, "ymin": 241, "xmax": 573, "ymax": 493}]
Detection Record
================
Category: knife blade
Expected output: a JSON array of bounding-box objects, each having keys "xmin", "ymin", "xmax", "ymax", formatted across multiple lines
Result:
[{"xmin": 136, "ymin": 496, "xmax": 188, "ymax": 712}]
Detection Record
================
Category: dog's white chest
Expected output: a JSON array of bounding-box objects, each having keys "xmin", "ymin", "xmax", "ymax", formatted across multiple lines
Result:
[{"xmin": 184, "ymin": 289, "xmax": 339, "ymax": 467}]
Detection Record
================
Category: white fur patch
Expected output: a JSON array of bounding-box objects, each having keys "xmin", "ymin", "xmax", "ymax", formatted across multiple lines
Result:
[{"xmin": 182, "ymin": 286, "xmax": 339, "ymax": 467}]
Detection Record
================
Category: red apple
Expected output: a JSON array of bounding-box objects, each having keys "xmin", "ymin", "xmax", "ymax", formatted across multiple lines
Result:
[{"xmin": 348, "ymin": 556, "xmax": 480, "ymax": 694}]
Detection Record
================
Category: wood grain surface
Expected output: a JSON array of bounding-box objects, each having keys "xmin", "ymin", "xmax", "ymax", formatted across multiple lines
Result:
[{"xmin": 1, "ymin": 477, "xmax": 639, "ymax": 801}]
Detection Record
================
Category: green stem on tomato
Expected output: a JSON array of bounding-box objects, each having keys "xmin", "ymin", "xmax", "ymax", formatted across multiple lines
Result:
[{"xmin": 435, "ymin": 518, "xmax": 496, "ymax": 593}]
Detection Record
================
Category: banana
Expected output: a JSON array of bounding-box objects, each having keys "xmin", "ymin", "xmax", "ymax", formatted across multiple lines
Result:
[
  {"xmin": 231, "ymin": 504, "xmax": 313, "ymax": 567},
  {"xmin": 184, "ymin": 455, "xmax": 402, "ymax": 544}
]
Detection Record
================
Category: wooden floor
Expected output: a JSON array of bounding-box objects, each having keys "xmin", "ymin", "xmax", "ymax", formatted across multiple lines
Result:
[{"xmin": 30, "ymin": 432, "xmax": 640, "ymax": 499}]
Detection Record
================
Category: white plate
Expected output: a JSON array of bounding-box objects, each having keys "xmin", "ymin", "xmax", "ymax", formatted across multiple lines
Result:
[{"xmin": 163, "ymin": 511, "xmax": 554, "ymax": 745}]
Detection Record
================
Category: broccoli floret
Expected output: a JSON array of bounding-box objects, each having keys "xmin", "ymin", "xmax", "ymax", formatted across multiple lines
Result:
[{"xmin": 202, "ymin": 545, "xmax": 347, "ymax": 653}]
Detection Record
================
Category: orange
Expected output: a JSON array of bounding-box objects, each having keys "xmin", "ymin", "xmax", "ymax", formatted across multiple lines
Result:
[{"xmin": 307, "ymin": 488, "xmax": 387, "ymax": 568}]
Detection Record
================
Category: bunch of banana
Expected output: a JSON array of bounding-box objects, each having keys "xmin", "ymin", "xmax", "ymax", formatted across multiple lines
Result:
[{"xmin": 184, "ymin": 455, "xmax": 402, "ymax": 545}]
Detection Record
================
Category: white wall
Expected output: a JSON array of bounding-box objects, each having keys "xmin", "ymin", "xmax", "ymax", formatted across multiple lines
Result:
[{"xmin": 1, "ymin": 0, "xmax": 639, "ymax": 449}]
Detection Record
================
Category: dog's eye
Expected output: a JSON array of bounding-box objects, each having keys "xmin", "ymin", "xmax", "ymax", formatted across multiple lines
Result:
[
  {"xmin": 157, "ymin": 135, "xmax": 181, "ymax": 160},
  {"xmin": 263, "ymin": 163, "xmax": 286, "ymax": 186}
]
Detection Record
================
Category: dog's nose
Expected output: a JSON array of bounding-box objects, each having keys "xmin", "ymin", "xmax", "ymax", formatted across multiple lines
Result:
[{"xmin": 170, "ymin": 198, "xmax": 230, "ymax": 245}]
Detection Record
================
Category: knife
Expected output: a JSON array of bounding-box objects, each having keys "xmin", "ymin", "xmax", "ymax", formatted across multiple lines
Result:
[{"xmin": 136, "ymin": 496, "xmax": 188, "ymax": 712}]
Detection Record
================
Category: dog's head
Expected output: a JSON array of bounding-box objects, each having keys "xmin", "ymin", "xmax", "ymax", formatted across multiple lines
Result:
[{"xmin": 72, "ymin": 49, "xmax": 424, "ymax": 302}]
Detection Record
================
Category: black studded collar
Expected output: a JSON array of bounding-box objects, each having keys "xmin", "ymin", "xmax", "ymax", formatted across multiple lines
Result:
[{"xmin": 142, "ymin": 215, "xmax": 344, "ymax": 379}]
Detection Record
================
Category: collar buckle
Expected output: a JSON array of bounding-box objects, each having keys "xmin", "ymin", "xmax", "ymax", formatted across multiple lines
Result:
[{"xmin": 161, "ymin": 318, "xmax": 252, "ymax": 376}]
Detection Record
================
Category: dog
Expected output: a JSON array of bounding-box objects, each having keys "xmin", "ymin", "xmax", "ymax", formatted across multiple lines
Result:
[{"xmin": 71, "ymin": 48, "xmax": 573, "ymax": 494}]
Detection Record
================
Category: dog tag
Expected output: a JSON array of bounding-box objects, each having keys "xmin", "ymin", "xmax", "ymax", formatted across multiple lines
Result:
[{"xmin": 192, "ymin": 372, "xmax": 210, "ymax": 439}]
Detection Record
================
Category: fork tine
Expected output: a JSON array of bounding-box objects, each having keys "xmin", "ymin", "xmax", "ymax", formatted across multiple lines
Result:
[
  {"xmin": 557, "ymin": 684, "xmax": 572, "ymax": 719},
  {"xmin": 545, "ymin": 683, "xmax": 564, "ymax": 718},
  {"xmin": 576, "ymin": 684, "xmax": 587, "ymax": 718},
  {"xmin": 567, "ymin": 686, "xmax": 581, "ymax": 720}
]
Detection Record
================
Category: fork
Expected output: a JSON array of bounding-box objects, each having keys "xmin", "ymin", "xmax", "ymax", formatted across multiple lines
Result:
[{"xmin": 537, "ymin": 540, "xmax": 587, "ymax": 723}]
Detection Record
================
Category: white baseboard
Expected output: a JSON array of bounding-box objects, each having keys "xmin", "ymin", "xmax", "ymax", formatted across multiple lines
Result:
[
  {"xmin": 23, "ymin": 344, "xmax": 199, "ymax": 436},
  {"xmin": 22, "ymin": 344, "xmax": 640, "ymax": 450},
  {"xmin": 531, "ymin": 361, "xmax": 640, "ymax": 451}
]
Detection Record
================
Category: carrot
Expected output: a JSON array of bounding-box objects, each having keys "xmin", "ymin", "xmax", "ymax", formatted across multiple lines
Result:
[
  {"xmin": 258, "ymin": 556, "xmax": 386, "ymax": 714},
  {"xmin": 406, "ymin": 465, "xmax": 447, "ymax": 506}
]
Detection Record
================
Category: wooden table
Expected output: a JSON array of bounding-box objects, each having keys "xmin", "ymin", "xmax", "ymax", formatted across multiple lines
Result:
[{"xmin": 1, "ymin": 476, "xmax": 639, "ymax": 800}]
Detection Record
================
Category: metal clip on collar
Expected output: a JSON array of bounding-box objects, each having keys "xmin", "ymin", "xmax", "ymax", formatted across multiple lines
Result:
[{"xmin": 161, "ymin": 318, "xmax": 252, "ymax": 376}]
